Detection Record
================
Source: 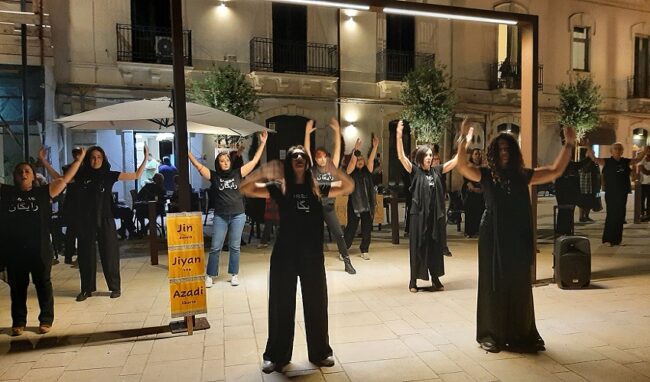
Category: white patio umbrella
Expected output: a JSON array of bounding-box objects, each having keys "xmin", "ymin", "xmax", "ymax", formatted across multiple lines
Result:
[{"xmin": 54, "ymin": 97, "xmax": 265, "ymax": 137}]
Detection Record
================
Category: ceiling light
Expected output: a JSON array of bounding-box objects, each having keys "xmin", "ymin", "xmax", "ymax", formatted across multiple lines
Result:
[
  {"xmin": 269, "ymin": 0, "xmax": 369, "ymax": 11},
  {"xmin": 383, "ymin": 7, "xmax": 517, "ymax": 25}
]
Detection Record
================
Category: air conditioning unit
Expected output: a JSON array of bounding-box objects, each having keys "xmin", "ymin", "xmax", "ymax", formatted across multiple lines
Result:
[{"xmin": 155, "ymin": 36, "xmax": 173, "ymax": 61}]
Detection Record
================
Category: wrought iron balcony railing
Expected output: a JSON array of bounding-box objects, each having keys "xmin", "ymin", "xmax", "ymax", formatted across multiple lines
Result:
[
  {"xmin": 116, "ymin": 24, "xmax": 192, "ymax": 66},
  {"xmin": 376, "ymin": 49, "xmax": 435, "ymax": 82},
  {"xmin": 489, "ymin": 61, "xmax": 544, "ymax": 91},
  {"xmin": 249, "ymin": 37, "xmax": 339, "ymax": 77}
]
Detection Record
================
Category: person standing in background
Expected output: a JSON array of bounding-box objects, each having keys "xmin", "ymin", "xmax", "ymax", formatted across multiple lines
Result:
[{"xmin": 158, "ymin": 156, "xmax": 178, "ymax": 193}]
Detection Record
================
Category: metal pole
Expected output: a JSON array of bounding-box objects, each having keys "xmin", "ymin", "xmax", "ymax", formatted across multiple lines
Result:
[
  {"xmin": 170, "ymin": 0, "xmax": 190, "ymax": 212},
  {"xmin": 21, "ymin": 0, "xmax": 29, "ymax": 162}
]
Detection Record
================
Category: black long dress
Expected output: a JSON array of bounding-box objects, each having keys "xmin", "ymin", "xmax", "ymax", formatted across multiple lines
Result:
[
  {"xmin": 476, "ymin": 167, "xmax": 543, "ymax": 351},
  {"xmin": 602, "ymin": 157, "xmax": 631, "ymax": 245},
  {"xmin": 463, "ymin": 177, "xmax": 484, "ymax": 237},
  {"xmin": 409, "ymin": 164, "xmax": 445, "ymax": 285}
]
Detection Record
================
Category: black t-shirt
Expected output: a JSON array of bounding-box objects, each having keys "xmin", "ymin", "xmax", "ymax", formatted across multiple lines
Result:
[
  {"xmin": 314, "ymin": 167, "xmax": 335, "ymax": 204},
  {"xmin": 603, "ymin": 157, "xmax": 631, "ymax": 194},
  {"xmin": 77, "ymin": 170, "xmax": 121, "ymax": 224},
  {"xmin": 268, "ymin": 182, "xmax": 324, "ymax": 256},
  {"xmin": 210, "ymin": 169, "xmax": 244, "ymax": 215},
  {"xmin": 0, "ymin": 185, "xmax": 51, "ymax": 256}
]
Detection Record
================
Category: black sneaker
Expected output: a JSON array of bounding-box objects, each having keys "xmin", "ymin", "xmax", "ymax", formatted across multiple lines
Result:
[{"xmin": 443, "ymin": 248, "xmax": 453, "ymax": 257}]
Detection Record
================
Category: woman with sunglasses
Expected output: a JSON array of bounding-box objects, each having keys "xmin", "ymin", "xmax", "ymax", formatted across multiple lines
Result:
[
  {"xmin": 189, "ymin": 130, "xmax": 268, "ymax": 287},
  {"xmin": 1, "ymin": 147, "xmax": 85, "ymax": 335},
  {"xmin": 240, "ymin": 146, "xmax": 354, "ymax": 374},
  {"xmin": 344, "ymin": 135, "xmax": 379, "ymax": 260},
  {"xmin": 304, "ymin": 118, "xmax": 356, "ymax": 274}
]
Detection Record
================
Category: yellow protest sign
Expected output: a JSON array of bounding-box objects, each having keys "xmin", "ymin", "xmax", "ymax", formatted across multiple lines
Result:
[
  {"xmin": 169, "ymin": 277, "xmax": 208, "ymax": 318},
  {"xmin": 168, "ymin": 246, "xmax": 205, "ymax": 279},
  {"xmin": 166, "ymin": 212, "xmax": 204, "ymax": 247}
]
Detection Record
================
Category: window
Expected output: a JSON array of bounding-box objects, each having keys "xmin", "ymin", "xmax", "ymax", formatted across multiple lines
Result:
[{"xmin": 572, "ymin": 27, "xmax": 590, "ymax": 71}]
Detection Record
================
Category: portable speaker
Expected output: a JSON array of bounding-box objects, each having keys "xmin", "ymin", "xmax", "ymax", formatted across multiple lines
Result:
[{"xmin": 553, "ymin": 236, "xmax": 591, "ymax": 289}]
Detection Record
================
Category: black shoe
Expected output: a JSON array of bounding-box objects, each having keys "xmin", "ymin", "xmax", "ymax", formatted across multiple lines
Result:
[
  {"xmin": 343, "ymin": 257, "xmax": 356, "ymax": 274},
  {"xmin": 443, "ymin": 248, "xmax": 453, "ymax": 257},
  {"xmin": 431, "ymin": 277, "xmax": 444, "ymax": 291},
  {"xmin": 110, "ymin": 291, "xmax": 121, "ymax": 299},
  {"xmin": 314, "ymin": 356, "xmax": 335, "ymax": 367},
  {"xmin": 480, "ymin": 340, "xmax": 500, "ymax": 353},
  {"xmin": 76, "ymin": 291, "xmax": 92, "ymax": 302},
  {"xmin": 261, "ymin": 360, "xmax": 275, "ymax": 374}
]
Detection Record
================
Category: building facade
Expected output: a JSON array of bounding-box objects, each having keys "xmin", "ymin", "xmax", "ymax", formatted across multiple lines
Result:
[{"xmin": 36, "ymin": 0, "xmax": 650, "ymax": 198}]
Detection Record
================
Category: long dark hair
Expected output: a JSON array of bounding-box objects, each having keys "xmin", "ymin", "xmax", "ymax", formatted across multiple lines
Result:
[
  {"xmin": 469, "ymin": 148, "xmax": 482, "ymax": 166},
  {"xmin": 284, "ymin": 145, "xmax": 319, "ymax": 197},
  {"xmin": 486, "ymin": 133, "xmax": 525, "ymax": 182},
  {"xmin": 84, "ymin": 146, "xmax": 111, "ymax": 172}
]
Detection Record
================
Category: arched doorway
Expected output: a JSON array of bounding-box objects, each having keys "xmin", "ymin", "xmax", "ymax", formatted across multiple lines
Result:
[
  {"xmin": 387, "ymin": 120, "xmax": 412, "ymax": 195},
  {"xmin": 265, "ymin": 115, "xmax": 314, "ymax": 161},
  {"xmin": 496, "ymin": 122, "xmax": 520, "ymax": 136},
  {"xmin": 633, "ymin": 128, "xmax": 648, "ymax": 153}
]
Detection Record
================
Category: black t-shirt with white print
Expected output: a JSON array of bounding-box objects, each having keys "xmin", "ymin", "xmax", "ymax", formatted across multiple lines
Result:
[
  {"xmin": 210, "ymin": 169, "xmax": 244, "ymax": 215},
  {"xmin": 0, "ymin": 185, "xmax": 51, "ymax": 257},
  {"xmin": 313, "ymin": 166, "xmax": 335, "ymax": 205},
  {"xmin": 267, "ymin": 182, "xmax": 324, "ymax": 257}
]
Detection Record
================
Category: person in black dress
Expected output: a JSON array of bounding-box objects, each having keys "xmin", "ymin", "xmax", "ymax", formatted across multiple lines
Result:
[
  {"xmin": 586, "ymin": 142, "xmax": 643, "ymax": 246},
  {"xmin": 74, "ymin": 145, "xmax": 150, "ymax": 301},
  {"xmin": 344, "ymin": 136, "xmax": 379, "ymax": 260},
  {"xmin": 240, "ymin": 146, "xmax": 354, "ymax": 374},
  {"xmin": 304, "ymin": 118, "xmax": 356, "ymax": 274},
  {"xmin": 463, "ymin": 148, "xmax": 485, "ymax": 238},
  {"xmin": 456, "ymin": 120, "xmax": 576, "ymax": 353},
  {"xmin": 395, "ymin": 121, "xmax": 459, "ymax": 293},
  {"xmin": 0, "ymin": 147, "xmax": 85, "ymax": 335}
]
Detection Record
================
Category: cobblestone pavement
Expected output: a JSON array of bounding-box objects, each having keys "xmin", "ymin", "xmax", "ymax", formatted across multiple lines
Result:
[{"xmin": 1, "ymin": 197, "xmax": 650, "ymax": 381}]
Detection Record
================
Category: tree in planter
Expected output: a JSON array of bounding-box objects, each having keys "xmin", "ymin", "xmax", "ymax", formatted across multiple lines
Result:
[
  {"xmin": 399, "ymin": 63, "xmax": 456, "ymax": 144},
  {"xmin": 189, "ymin": 64, "xmax": 260, "ymax": 148},
  {"xmin": 557, "ymin": 74, "xmax": 601, "ymax": 139}
]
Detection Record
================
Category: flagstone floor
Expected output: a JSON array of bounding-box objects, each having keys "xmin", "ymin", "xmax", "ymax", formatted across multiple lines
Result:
[{"xmin": 1, "ymin": 196, "xmax": 650, "ymax": 382}]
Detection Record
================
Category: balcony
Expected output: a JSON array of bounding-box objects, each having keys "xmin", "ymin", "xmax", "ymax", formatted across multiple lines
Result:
[
  {"xmin": 376, "ymin": 49, "xmax": 435, "ymax": 82},
  {"xmin": 489, "ymin": 61, "xmax": 544, "ymax": 91},
  {"xmin": 116, "ymin": 24, "xmax": 192, "ymax": 66},
  {"xmin": 249, "ymin": 37, "xmax": 339, "ymax": 77}
]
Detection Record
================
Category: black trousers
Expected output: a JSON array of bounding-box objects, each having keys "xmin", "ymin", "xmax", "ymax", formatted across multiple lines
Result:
[
  {"xmin": 263, "ymin": 253, "xmax": 332, "ymax": 365},
  {"xmin": 344, "ymin": 204, "xmax": 372, "ymax": 253},
  {"xmin": 7, "ymin": 250, "xmax": 54, "ymax": 327},
  {"xmin": 603, "ymin": 192, "xmax": 627, "ymax": 245},
  {"xmin": 77, "ymin": 218, "xmax": 121, "ymax": 293},
  {"xmin": 64, "ymin": 223, "xmax": 77, "ymax": 261},
  {"xmin": 323, "ymin": 203, "xmax": 349, "ymax": 258},
  {"xmin": 642, "ymin": 185, "xmax": 650, "ymax": 215}
]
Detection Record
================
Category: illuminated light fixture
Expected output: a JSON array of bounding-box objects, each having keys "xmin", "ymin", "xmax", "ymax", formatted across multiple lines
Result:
[
  {"xmin": 383, "ymin": 7, "xmax": 517, "ymax": 25},
  {"xmin": 269, "ymin": 0, "xmax": 369, "ymax": 11}
]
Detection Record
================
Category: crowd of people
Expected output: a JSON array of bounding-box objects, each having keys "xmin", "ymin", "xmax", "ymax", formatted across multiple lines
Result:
[{"xmin": 1, "ymin": 117, "xmax": 648, "ymax": 372}]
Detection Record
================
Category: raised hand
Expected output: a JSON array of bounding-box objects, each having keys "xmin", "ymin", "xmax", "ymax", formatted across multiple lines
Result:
[
  {"xmin": 259, "ymin": 130, "xmax": 268, "ymax": 144},
  {"xmin": 372, "ymin": 134, "xmax": 379, "ymax": 148},
  {"xmin": 460, "ymin": 118, "xmax": 473, "ymax": 143},
  {"xmin": 38, "ymin": 146, "xmax": 48, "ymax": 162},
  {"xmin": 564, "ymin": 126, "xmax": 577, "ymax": 146},
  {"xmin": 144, "ymin": 144, "xmax": 149, "ymax": 159},
  {"xmin": 354, "ymin": 138, "xmax": 361, "ymax": 151},
  {"xmin": 76, "ymin": 147, "xmax": 87, "ymax": 162},
  {"xmin": 306, "ymin": 120, "xmax": 317, "ymax": 135},
  {"xmin": 397, "ymin": 120, "xmax": 404, "ymax": 138},
  {"xmin": 329, "ymin": 118, "xmax": 340, "ymax": 132}
]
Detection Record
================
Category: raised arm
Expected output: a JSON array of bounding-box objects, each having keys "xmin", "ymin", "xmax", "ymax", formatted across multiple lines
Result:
[
  {"xmin": 530, "ymin": 126, "xmax": 577, "ymax": 185},
  {"xmin": 584, "ymin": 140, "xmax": 605, "ymax": 167},
  {"xmin": 367, "ymin": 135, "xmax": 379, "ymax": 173},
  {"xmin": 303, "ymin": 120, "xmax": 316, "ymax": 165},
  {"xmin": 49, "ymin": 148, "xmax": 86, "ymax": 198},
  {"xmin": 330, "ymin": 118, "xmax": 342, "ymax": 168},
  {"xmin": 328, "ymin": 167, "xmax": 355, "ymax": 198},
  {"xmin": 39, "ymin": 147, "xmax": 62, "ymax": 179},
  {"xmin": 455, "ymin": 119, "xmax": 481, "ymax": 182},
  {"xmin": 188, "ymin": 150, "xmax": 211, "ymax": 181},
  {"xmin": 119, "ymin": 145, "xmax": 149, "ymax": 181},
  {"xmin": 442, "ymin": 153, "xmax": 458, "ymax": 174},
  {"xmin": 240, "ymin": 130, "xmax": 268, "ymax": 177},
  {"xmin": 346, "ymin": 138, "xmax": 361, "ymax": 174},
  {"xmin": 396, "ymin": 120, "xmax": 413, "ymax": 173}
]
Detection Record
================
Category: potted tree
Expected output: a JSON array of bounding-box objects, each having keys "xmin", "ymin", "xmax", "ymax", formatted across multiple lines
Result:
[
  {"xmin": 399, "ymin": 63, "xmax": 456, "ymax": 144},
  {"xmin": 557, "ymin": 74, "xmax": 601, "ymax": 141}
]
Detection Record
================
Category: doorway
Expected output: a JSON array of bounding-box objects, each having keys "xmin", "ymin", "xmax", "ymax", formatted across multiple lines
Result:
[{"xmin": 266, "ymin": 115, "xmax": 313, "ymax": 161}]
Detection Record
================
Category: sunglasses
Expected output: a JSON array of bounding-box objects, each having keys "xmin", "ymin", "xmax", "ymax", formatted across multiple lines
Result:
[{"xmin": 290, "ymin": 151, "xmax": 307, "ymax": 160}]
